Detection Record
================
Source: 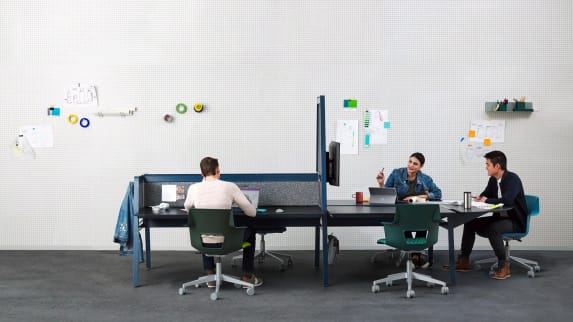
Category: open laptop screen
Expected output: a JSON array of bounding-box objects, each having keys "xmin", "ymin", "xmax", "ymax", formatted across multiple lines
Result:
[
  {"xmin": 368, "ymin": 187, "xmax": 397, "ymax": 205},
  {"xmin": 233, "ymin": 187, "xmax": 260, "ymax": 209}
]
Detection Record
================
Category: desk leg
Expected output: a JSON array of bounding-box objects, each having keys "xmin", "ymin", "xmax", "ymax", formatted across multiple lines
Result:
[
  {"xmin": 321, "ymin": 213, "xmax": 329, "ymax": 287},
  {"xmin": 145, "ymin": 225, "xmax": 151, "ymax": 270},
  {"xmin": 448, "ymin": 222, "xmax": 457, "ymax": 286},
  {"xmin": 132, "ymin": 215, "xmax": 140, "ymax": 288},
  {"xmin": 314, "ymin": 226, "xmax": 320, "ymax": 268}
]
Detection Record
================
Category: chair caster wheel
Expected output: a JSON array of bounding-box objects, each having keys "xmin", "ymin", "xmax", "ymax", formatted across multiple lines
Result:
[
  {"xmin": 527, "ymin": 270, "xmax": 535, "ymax": 278},
  {"xmin": 287, "ymin": 259, "xmax": 293, "ymax": 267},
  {"xmin": 406, "ymin": 290, "xmax": 415, "ymax": 298},
  {"xmin": 441, "ymin": 286, "xmax": 449, "ymax": 295},
  {"xmin": 534, "ymin": 265, "xmax": 541, "ymax": 272},
  {"xmin": 234, "ymin": 283, "xmax": 242, "ymax": 289},
  {"xmin": 372, "ymin": 284, "xmax": 380, "ymax": 293},
  {"xmin": 210, "ymin": 292, "xmax": 218, "ymax": 301},
  {"xmin": 386, "ymin": 281, "xmax": 393, "ymax": 287},
  {"xmin": 178, "ymin": 288, "xmax": 185, "ymax": 295},
  {"xmin": 427, "ymin": 282, "xmax": 435, "ymax": 288},
  {"xmin": 195, "ymin": 284, "xmax": 200, "ymax": 288},
  {"xmin": 246, "ymin": 287, "xmax": 255, "ymax": 296}
]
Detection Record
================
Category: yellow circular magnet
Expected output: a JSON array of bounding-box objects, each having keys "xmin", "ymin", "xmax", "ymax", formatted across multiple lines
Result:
[
  {"xmin": 193, "ymin": 103, "xmax": 204, "ymax": 113},
  {"xmin": 67, "ymin": 114, "xmax": 79, "ymax": 124}
]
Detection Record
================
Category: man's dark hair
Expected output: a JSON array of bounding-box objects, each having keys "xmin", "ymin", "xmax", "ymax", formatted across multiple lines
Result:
[
  {"xmin": 410, "ymin": 152, "xmax": 425, "ymax": 166},
  {"xmin": 484, "ymin": 150, "xmax": 507, "ymax": 170},
  {"xmin": 200, "ymin": 157, "xmax": 219, "ymax": 176}
]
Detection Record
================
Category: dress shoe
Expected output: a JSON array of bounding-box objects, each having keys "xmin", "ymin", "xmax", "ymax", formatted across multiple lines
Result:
[
  {"xmin": 443, "ymin": 255, "xmax": 471, "ymax": 272},
  {"xmin": 492, "ymin": 262, "xmax": 511, "ymax": 280}
]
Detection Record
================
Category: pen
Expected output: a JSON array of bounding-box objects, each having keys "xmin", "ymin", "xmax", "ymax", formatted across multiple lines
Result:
[{"xmin": 490, "ymin": 203, "xmax": 503, "ymax": 209}]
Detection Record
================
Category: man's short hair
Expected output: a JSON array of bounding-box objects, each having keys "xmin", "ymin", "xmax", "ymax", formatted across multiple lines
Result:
[
  {"xmin": 484, "ymin": 150, "xmax": 507, "ymax": 170},
  {"xmin": 200, "ymin": 157, "xmax": 219, "ymax": 176}
]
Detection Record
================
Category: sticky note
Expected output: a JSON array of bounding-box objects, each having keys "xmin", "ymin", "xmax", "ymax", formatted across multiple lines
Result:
[
  {"xmin": 343, "ymin": 99, "xmax": 357, "ymax": 108},
  {"xmin": 483, "ymin": 138, "xmax": 491, "ymax": 146},
  {"xmin": 468, "ymin": 130, "xmax": 476, "ymax": 137},
  {"xmin": 384, "ymin": 122, "xmax": 391, "ymax": 129},
  {"xmin": 48, "ymin": 107, "xmax": 61, "ymax": 116}
]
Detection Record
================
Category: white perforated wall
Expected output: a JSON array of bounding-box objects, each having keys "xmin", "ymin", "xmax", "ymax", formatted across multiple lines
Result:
[{"xmin": 1, "ymin": 0, "xmax": 572, "ymax": 251}]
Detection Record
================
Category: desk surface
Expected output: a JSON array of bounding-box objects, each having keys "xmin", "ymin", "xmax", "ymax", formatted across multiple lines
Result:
[
  {"xmin": 328, "ymin": 200, "xmax": 497, "ymax": 216},
  {"xmin": 136, "ymin": 206, "xmax": 323, "ymax": 227}
]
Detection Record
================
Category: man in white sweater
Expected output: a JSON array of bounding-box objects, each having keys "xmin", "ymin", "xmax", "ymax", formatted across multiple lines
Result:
[{"xmin": 184, "ymin": 157, "xmax": 262, "ymax": 287}]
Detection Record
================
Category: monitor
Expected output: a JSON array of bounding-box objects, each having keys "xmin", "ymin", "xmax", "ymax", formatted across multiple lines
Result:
[{"xmin": 326, "ymin": 141, "xmax": 340, "ymax": 186}]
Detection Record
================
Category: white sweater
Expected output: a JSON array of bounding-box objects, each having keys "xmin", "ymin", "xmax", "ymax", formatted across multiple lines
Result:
[{"xmin": 184, "ymin": 178, "xmax": 256, "ymax": 243}]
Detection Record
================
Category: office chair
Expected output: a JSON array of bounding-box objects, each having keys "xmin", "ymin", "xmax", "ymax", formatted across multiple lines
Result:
[
  {"xmin": 232, "ymin": 227, "xmax": 293, "ymax": 271},
  {"xmin": 474, "ymin": 194, "xmax": 541, "ymax": 278},
  {"xmin": 178, "ymin": 209, "xmax": 255, "ymax": 300},
  {"xmin": 372, "ymin": 204, "xmax": 448, "ymax": 298}
]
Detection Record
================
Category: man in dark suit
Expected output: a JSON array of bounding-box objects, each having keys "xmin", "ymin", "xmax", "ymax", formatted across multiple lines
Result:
[{"xmin": 454, "ymin": 151, "xmax": 528, "ymax": 279}]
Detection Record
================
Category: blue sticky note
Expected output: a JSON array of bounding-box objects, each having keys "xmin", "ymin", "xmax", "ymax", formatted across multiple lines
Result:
[
  {"xmin": 384, "ymin": 122, "xmax": 391, "ymax": 129},
  {"xmin": 48, "ymin": 107, "xmax": 61, "ymax": 116},
  {"xmin": 256, "ymin": 208, "xmax": 267, "ymax": 214}
]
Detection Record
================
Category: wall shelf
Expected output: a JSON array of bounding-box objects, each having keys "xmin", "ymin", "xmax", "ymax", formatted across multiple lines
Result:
[{"xmin": 485, "ymin": 102, "xmax": 533, "ymax": 112}]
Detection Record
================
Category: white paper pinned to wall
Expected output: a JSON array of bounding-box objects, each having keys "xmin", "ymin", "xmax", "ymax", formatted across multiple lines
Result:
[
  {"xmin": 336, "ymin": 120, "xmax": 359, "ymax": 155},
  {"xmin": 19, "ymin": 125, "xmax": 53, "ymax": 148}
]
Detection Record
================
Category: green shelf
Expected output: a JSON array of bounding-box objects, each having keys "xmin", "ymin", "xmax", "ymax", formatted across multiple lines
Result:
[{"xmin": 485, "ymin": 102, "xmax": 533, "ymax": 112}]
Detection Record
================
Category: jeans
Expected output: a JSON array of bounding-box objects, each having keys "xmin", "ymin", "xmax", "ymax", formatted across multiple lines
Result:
[{"xmin": 202, "ymin": 227, "xmax": 256, "ymax": 275}]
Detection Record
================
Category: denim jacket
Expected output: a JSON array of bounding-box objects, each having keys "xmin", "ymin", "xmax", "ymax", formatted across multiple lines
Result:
[
  {"xmin": 384, "ymin": 167, "xmax": 442, "ymax": 200},
  {"xmin": 113, "ymin": 182, "xmax": 142, "ymax": 257}
]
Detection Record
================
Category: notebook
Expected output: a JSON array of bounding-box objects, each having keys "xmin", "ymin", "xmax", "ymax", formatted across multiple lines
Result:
[
  {"xmin": 368, "ymin": 187, "xmax": 397, "ymax": 206},
  {"xmin": 234, "ymin": 187, "xmax": 260, "ymax": 209}
]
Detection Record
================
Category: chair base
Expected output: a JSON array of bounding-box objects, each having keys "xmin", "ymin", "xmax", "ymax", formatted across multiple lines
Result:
[
  {"xmin": 232, "ymin": 234, "xmax": 293, "ymax": 270},
  {"xmin": 372, "ymin": 254, "xmax": 448, "ymax": 298},
  {"xmin": 475, "ymin": 255, "xmax": 541, "ymax": 278},
  {"xmin": 474, "ymin": 240, "xmax": 541, "ymax": 278},
  {"xmin": 179, "ymin": 257, "xmax": 255, "ymax": 300},
  {"xmin": 370, "ymin": 250, "xmax": 430, "ymax": 269}
]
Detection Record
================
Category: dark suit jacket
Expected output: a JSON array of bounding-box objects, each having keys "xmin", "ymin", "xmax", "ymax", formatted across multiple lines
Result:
[{"xmin": 480, "ymin": 171, "xmax": 528, "ymax": 232}]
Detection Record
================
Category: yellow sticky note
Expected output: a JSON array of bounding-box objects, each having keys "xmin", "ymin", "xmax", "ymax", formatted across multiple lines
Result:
[
  {"xmin": 468, "ymin": 130, "xmax": 476, "ymax": 137},
  {"xmin": 483, "ymin": 138, "xmax": 491, "ymax": 146}
]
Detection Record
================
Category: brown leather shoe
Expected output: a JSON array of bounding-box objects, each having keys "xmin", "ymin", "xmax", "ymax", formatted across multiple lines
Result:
[
  {"xmin": 442, "ymin": 255, "xmax": 471, "ymax": 272},
  {"xmin": 492, "ymin": 262, "xmax": 511, "ymax": 280},
  {"xmin": 455, "ymin": 255, "xmax": 471, "ymax": 272}
]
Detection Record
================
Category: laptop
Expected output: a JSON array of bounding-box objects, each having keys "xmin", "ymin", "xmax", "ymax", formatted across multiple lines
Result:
[
  {"xmin": 368, "ymin": 187, "xmax": 397, "ymax": 206},
  {"xmin": 233, "ymin": 187, "xmax": 260, "ymax": 209}
]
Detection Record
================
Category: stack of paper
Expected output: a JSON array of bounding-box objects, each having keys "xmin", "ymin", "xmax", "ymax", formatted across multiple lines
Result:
[{"xmin": 472, "ymin": 201, "xmax": 504, "ymax": 209}]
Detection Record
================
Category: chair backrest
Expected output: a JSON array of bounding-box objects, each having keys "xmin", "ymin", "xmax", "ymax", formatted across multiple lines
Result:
[
  {"xmin": 187, "ymin": 208, "xmax": 246, "ymax": 256},
  {"xmin": 525, "ymin": 194, "xmax": 540, "ymax": 217},
  {"xmin": 520, "ymin": 194, "xmax": 540, "ymax": 235},
  {"xmin": 504, "ymin": 194, "xmax": 539, "ymax": 239},
  {"xmin": 383, "ymin": 204, "xmax": 441, "ymax": 251}
]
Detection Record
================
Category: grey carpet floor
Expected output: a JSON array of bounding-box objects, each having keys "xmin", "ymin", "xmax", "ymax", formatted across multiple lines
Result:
[{"xmin": 1, "ymin": 250, "xmax": 571, "ymax": 322}]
